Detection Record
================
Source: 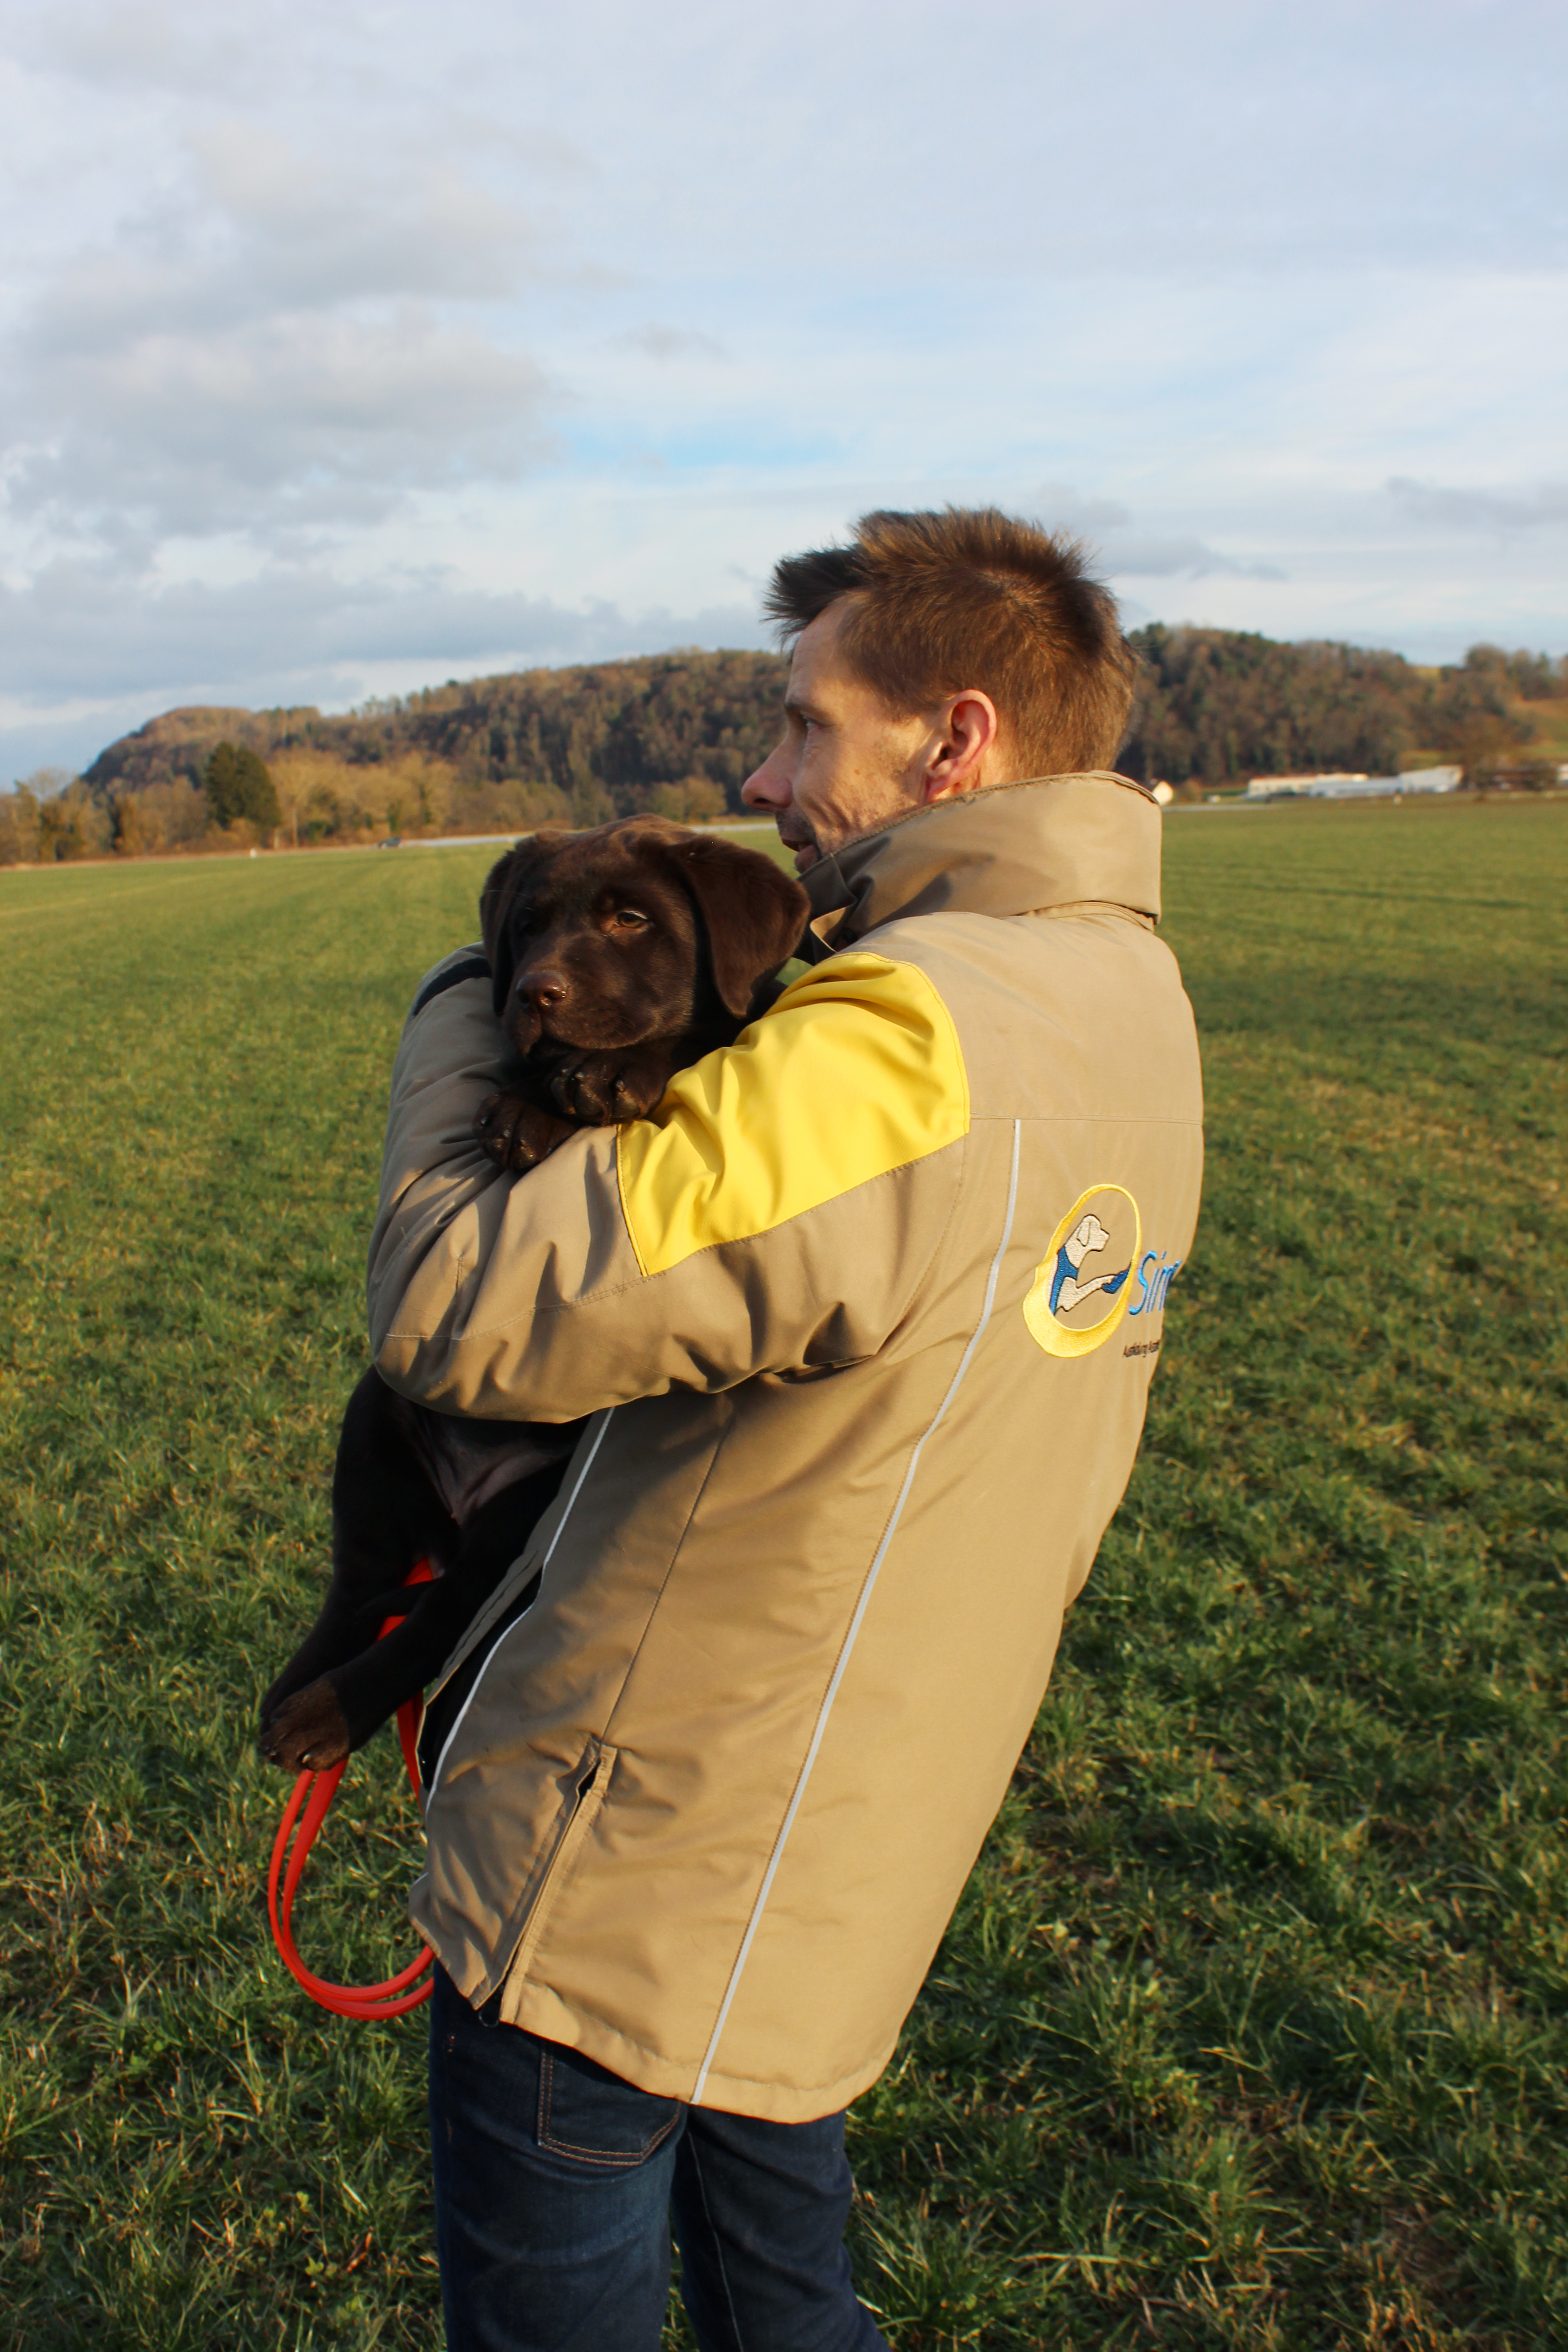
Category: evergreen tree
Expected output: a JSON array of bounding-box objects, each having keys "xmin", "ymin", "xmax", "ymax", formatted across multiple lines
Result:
[{"xmin": 204, "ymin": 742, "xmax": 280, "ymax": 830}]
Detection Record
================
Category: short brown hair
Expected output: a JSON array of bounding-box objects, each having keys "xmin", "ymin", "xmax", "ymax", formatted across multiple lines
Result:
[{"xmin": 764, "ymin": 506, "xmax": 1136, "ymax": 777}]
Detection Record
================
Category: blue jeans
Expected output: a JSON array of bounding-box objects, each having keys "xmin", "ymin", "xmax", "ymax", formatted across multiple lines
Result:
[{"xmin": 429, "ymin": 1965, "xmax": 889, "ymax": 2352}]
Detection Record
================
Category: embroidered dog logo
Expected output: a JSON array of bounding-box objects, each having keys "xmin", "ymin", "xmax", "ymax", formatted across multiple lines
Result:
[
  {"xmin": 1025, "ymin": 1185, "xmax": 1141, "ymax": 1358},
  {"xmin": 1048, "ymin": 1213, "xmax": 1130, "ymax": 1317}
]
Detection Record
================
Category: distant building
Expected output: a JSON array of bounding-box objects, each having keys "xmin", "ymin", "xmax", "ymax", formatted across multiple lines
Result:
[
  {"xmin": 1245, "ymin": 766, "xmax": 1462, "ymax": 801},
  {"xmin": 1245, "ymin": 771, "xmax": 1367, "ymax": 798}
]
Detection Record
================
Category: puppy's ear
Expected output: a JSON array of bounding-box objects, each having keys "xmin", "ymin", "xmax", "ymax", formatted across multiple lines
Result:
[
  {"xmin": 478, "ymin": 844, "xmax": 529, "ymax": 1016},
  {"xmin": 665, "ymin": 836, "xmax": 810, "ymax": 1019},
  {"xmin": 479, "ymin": 834, "xmax": 567, "ymax": 1017}
]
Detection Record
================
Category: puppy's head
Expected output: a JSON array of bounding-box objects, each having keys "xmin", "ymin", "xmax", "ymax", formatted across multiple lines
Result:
[{"xmin": 478, "ymin": 818, "xmax": 807, "ymax": 1059}]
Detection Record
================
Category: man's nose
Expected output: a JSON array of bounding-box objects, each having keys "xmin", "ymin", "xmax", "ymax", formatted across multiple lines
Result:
[
  {"xmin": 740, "ymin": 749, "xmax": 789, "ymax": 810},
  {"xmin": 517, "ymin": 967, "xmax": 569, "ymax": 1007}
]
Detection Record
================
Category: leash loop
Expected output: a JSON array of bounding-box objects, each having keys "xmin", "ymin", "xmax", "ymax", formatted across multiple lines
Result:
[{"xmin": 266, "ymin": 1561, "xmax": 437, "ymax": 2018}]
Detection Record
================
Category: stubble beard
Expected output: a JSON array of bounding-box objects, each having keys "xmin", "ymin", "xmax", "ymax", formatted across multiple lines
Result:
[{"xmin": 776, "ymin": 818, "xmax": 820, "ymax": 872}]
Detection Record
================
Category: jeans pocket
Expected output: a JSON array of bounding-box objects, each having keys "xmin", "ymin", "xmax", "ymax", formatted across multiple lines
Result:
[{"xmin": 536, "ymin": 2042, "xmax": 683, "ymax": 2168}]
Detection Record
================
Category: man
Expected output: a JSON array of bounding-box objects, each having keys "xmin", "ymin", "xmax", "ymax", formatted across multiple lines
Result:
[{"xmin": 368, "ymin": 507, "xmax": 1204, "ymax": 2350}]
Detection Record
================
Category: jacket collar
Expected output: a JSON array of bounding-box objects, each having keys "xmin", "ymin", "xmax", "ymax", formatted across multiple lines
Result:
[{"xmin": 799, "ymin": 770, "xmax": 1161, "ymax": 956}]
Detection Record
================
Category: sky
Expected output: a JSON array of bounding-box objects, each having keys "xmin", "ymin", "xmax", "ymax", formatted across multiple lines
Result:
[{"xmin": 1, "ymin": 0, "xmax": 1565, "ymax": 780}]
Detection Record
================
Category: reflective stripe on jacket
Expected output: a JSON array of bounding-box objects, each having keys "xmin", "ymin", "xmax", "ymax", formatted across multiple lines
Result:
[{"xmin": 368, "ymin": 771, "xmax": 1204, "ymax": 2121}]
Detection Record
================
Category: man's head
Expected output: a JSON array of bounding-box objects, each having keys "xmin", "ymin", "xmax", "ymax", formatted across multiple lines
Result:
[{"xmin": 740, "ymin": 506, "xmax": 1136, "ymax": 871}]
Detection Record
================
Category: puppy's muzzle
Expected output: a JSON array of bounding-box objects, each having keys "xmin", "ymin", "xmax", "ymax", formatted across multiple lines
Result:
[{"xmin": 505, "ymin": 968, "xmax": 569, "ymax": 1050}]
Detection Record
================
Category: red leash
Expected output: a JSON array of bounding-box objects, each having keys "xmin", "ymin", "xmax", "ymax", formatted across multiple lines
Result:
[{"xmin": 267, "ymin": 1561, "xmax": 437, "ymax": 2018}]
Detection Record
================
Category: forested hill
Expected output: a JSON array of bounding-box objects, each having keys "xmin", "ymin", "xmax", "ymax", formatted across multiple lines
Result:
[
  {"xmin": 1126, "ymin": 627, "xmax": 1557, "ymax": 787},
  {"xmin": 81, "ymin": 650, "xmax": 789, "ymax": 842},
  {"xmin": 71, "ymin": 631, "xmax": 1563, "ymax": 851}
]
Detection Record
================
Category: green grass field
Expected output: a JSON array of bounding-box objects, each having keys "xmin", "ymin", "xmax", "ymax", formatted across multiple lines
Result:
[{"xmin": 2, "ymin": 799, "xmax": 1564, "ymax": 2350}]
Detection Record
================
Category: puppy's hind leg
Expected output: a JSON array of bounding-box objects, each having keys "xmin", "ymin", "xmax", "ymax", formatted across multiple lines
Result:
[
  {"xmin": 262, "ymin": 1451, "xmax": 575, "ymax": 1774},
  {"xmin": 260, "ymin": 1581, "xmax": 475, "ymax": 1773},
  {"xmin": 258, "ymin": 1370, "xmax": 452, "ymax": 1738}
]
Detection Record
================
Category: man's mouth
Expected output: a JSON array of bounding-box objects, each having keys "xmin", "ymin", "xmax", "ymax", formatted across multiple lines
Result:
[{"xmin": 775, "ymin": 822, "xmax": 818, "ymax": 872}]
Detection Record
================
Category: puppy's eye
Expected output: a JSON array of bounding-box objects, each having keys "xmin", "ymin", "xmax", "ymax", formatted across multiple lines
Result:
[{"xmin": 612, "ymin": 908, "xmax": 650, "ymax": 930}]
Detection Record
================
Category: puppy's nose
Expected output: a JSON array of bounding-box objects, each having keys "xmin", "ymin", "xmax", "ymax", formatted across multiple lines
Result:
[{"xmin": 517, "ymin": 968, "xmax": 568, "ymax": 1008}]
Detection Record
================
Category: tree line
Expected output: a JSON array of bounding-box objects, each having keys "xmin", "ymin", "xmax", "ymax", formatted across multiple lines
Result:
[
  {"xmin": 1118, "ymin": 631, "xmax": 1564, "ymax": 791},
  {"xmin": 2, "ymin": 633, "xmax": 1563, "ymax": 862}
]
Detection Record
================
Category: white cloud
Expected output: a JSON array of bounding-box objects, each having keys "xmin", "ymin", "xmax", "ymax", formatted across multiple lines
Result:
[
  {"xmin": 617, "ymin": 323, "xmax": 728, "ymax": 363},
  {"xmin": 1028, "ymin": 488, "xmax": 1284, "ymax": 582},
  {"xmin": 0, "ymin": 557, "xmax": 760, "ymax": 696},
  {"xmin": 8, "ymin": 306, "xmax": 550, "ymax": 540},
  {"xmin": 1031, "ymin": 485, "xmax": 1132, "ymax": 538},
  {"xmin": 1387, "ymin": 477, "xmax": 1568, "ymax": 534},
  {"xmin": 0, "ymin": 111, "xmax": 550, "ymax": 545},
  {"xmin": 1106, "ymin": 536, "xmax": 1286, "ymax": 583},
  {"xmin": 188, "ymin": 124, "xmax": 535, "ymax": 308},
  {"xmin": 27, "ymin": 4, "xmax": 258, "ymax": 95}
]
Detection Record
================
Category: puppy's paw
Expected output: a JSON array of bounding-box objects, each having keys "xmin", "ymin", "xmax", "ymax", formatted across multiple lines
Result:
[
  {"xmin": 474, "ymin": 1092, "xmax": 573, "ymax": 1170},
  {"xmin": 260, "ymin": 1679, "xmax": 352, "ymax": 1773},
  {"xmin": 548, "ymin": 1054, "xmax": 617, "ymax": 1124},
  {"xmin": 550, "ymin": 1050, "xmax": 667, "ymax": 1124}
]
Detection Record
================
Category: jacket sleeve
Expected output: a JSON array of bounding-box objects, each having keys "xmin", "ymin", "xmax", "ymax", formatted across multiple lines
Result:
[{"xmin": 366, "ymin": 947, "xmax": 970, "ymax": 1420}]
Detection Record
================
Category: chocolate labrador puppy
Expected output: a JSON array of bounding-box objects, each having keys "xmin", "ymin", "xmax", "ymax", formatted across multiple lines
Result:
[{"xmin": 259, "ymin": 818, "xmax": 807, "ymax": 1775}]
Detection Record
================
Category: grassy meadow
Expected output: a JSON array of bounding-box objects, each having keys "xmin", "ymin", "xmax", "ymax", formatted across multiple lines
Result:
[{"xmin": 0, "ymin": 799, "xmax": 1564, "ymax": 2349}]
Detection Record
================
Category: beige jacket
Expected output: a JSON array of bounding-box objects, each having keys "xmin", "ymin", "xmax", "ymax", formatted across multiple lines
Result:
[{"xmin": 368, "ymin": 773, "xmax": 1204, "ymax": 2121}]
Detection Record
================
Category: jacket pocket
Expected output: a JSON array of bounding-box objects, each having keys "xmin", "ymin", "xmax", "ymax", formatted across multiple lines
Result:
[{"xmin": 500, "ymin": 1737, "xmax": 617, "ymax": 1991}]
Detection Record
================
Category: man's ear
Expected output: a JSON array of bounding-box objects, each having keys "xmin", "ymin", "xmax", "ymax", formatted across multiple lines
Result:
[
  {"xmin": 922, "ymin": 689, "xmax": 1002, "ymax": 804},
  {"xmin": 665, "ymin": 836, "xmax": 810, "ymax": 1017},
  {"xmin": 478, "ymin": 833, "xmax": 566, "ymax": 1016}
]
